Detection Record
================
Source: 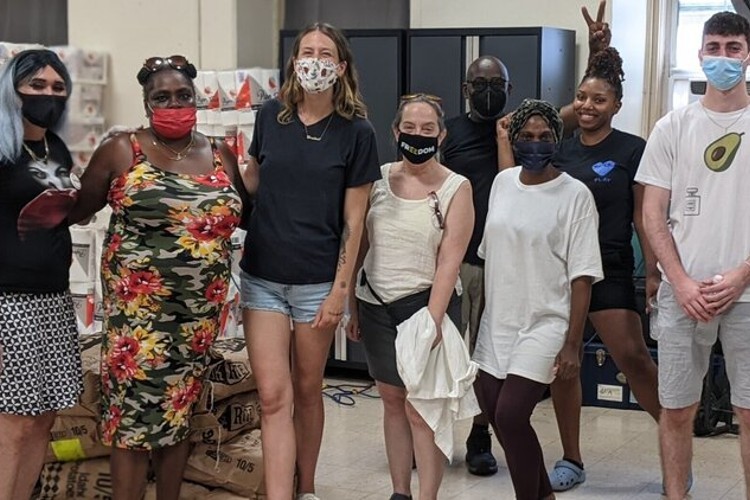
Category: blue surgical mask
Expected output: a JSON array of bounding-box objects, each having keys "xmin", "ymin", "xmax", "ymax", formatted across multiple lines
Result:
[
  {"xmin": 513, "ymin": 141, "xmax": 556, "ymax": 171},
  {"xmin": 701, "ymin": 55, "xmax": 747, "ymax": 91}
]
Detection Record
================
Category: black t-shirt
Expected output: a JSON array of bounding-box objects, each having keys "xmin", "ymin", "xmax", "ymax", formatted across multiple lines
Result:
[
  {"xmin": 442, "ymin": 113, "xmax": 498, "ymax": 266},
  {"xmin": 241, "ymin": 99, "xmax": 380, "ymax": 284},
  {"xmin": 0, "ymin": 131, "xmax": 74, "ymax": 293},
  {"xmin": 554, "ymin": 129, "xmax": 646, "ymax": 275}
]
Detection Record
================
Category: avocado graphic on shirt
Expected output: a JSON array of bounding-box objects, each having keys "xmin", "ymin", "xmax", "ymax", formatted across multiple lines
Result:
[{"xmin": 704, "ymin": 132, "xmax": 743, "ymax": 172}]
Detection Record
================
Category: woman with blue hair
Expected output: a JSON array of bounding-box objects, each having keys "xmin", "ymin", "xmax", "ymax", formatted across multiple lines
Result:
[{"xmin": 0, "ymin": 49, "xmax": 81, "ymax": 500}]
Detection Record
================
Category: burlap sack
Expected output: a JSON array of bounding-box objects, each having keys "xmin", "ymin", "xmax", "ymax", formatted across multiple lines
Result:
[
  {"xmin": 144, "ymin": 480, "xmax": 212, "ymax": 500},
  {"xmin": 191, "ymin": 390, "xmax": 262, "ymax": 445},
  {"xmin": 204, "ymin": 339, "xmax": 255, "ymax": 401},
  {"xmin": 184, "ymin": 429, "xmax": 265, "ymax": 498},
  {"xmin": 59, "ymin": 333, "xmax": 102, "ymax": 419},
  {"xmin": 37, "ymin": 458, "xmax": 111, "ymax": 499},
  {"xmin": 45, "ymin": 416, "xmax": 110, "ymax": 463},
  {"xmin": 204, "ymin": 489, "xmax": 251, "ymax": 499}
]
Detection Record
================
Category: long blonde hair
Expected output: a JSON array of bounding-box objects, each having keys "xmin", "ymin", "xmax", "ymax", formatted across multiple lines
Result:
[{"xmin": 277, "ymin": 23, "xmax": 367, "ymax": 124}]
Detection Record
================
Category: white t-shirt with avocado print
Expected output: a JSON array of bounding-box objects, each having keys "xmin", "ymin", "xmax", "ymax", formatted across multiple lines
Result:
[{"xmin": 635, "ymin": 100, "xmax": 750, "ymax": 302}]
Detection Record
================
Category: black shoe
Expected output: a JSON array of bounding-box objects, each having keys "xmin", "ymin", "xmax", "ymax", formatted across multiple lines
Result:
[
  {"xmin": 465, "ymin": 426, "xmax": 499, "ymax": 476},
  {"xmin": 389, "ymin": 494, "xmax": 412, "ymax": 500}
]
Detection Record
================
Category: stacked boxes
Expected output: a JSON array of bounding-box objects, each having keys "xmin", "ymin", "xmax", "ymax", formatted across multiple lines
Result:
[
  {"xmin": 195, "ymin": 67, "xmax": 278, "ymax": 164},
  {"xmin": 50, "ymin": 46, "xmax": 108, "ymax": 170}
]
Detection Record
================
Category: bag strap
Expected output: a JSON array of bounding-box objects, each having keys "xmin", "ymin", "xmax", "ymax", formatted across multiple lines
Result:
[{"xmin": 361, "ymin": 270, "xmax": 388, "ymax": 308}]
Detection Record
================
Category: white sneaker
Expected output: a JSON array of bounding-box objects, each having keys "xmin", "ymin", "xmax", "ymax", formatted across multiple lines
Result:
[{"xmin": 296, "ymin": 494, "xmax": 320, "ymax": 500}]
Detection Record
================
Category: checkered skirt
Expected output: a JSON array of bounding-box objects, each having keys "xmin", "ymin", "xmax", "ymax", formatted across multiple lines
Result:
[{"xmin": 0, "ymin": 292, "xmax": 82, "ymax": 415}]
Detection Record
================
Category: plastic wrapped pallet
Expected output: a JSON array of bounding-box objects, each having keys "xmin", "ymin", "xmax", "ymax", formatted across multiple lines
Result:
[{"xmin": 184, "ymin": 429, "xmax": 265, "ymax": 498}]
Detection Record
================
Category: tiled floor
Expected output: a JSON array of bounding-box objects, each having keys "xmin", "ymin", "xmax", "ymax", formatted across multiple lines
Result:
[{"xmin": 313, "ymin": 378, "xmax": 744, "ymax": 499}]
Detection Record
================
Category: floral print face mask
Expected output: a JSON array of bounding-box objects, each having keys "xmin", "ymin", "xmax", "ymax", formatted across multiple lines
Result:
[{"xmin": 294, "ymin": 57, "xmax": 340, "ymax": 93}]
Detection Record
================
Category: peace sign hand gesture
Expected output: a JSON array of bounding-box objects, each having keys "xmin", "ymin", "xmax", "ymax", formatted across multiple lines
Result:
[{"xmin": 582, "ymin": 0, "xmax": 611, "ymax": 56}]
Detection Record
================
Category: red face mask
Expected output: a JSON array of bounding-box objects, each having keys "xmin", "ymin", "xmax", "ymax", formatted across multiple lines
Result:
[{"xmin": 150, "ymin": 106, "xmax": 197, "ymax": 139}]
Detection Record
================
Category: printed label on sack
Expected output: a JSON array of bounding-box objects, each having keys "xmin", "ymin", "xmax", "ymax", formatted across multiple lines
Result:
[
  {"xmin": 597, "ymin": 384, "xmax": 624, "ymax": 402},
  {"xmin": 50, "ymin": 438, "xmax": 86, "ymax": 461}
]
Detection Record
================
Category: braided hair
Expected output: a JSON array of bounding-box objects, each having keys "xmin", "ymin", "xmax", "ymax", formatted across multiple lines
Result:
[{"xmin": 582, "ymin": 47, "xmax": 624, "ymax": 100}]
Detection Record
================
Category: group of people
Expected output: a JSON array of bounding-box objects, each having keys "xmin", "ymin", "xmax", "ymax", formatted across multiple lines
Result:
[{"xmin": 1, "ymin": 2, "xmax": 750, "ymax": 500}]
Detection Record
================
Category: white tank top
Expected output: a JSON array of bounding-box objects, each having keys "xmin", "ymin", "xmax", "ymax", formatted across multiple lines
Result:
[{"xmin": 356, "ymin": 162, "xmax": 468, "ymax": 304}]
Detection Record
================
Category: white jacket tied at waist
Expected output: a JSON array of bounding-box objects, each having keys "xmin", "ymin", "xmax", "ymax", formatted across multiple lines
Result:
[{"xmin": 395, "ymin": 307, "xmax": 481, "ymax": 461}]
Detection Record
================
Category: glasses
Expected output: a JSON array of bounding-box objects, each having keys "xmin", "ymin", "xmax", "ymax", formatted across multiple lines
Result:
[
  {"xmin": 468, "ymin": 78, "xmax": 508, "ymax": 92},
  {"xmin": 137, "ymin": 55, "xmax": 196, "ymax": 85},
  {"xmin": 428, "ymin": 191, "xmax": 445, "ymax": 230},
  {"xmin": 400, "ymin": 93, "xmax": 443, "ymax": 104},
  {"xmin": 143, "ymin": 55, "xmax": 191, "ymax": 72}
]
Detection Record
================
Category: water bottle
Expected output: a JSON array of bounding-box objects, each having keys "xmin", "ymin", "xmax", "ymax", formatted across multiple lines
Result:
[
  {"xmin": 649, "ymin": 297, "xmax": 659, "ymax": 342},
  {"xmin": 695, "ymin": 274, "xmax": 723, "ymax": 345}
]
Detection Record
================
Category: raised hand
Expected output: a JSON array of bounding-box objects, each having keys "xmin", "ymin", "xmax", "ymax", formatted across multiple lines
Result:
[{"xmin": 582, "ymin": 0, "xmax": 611, "ymax": 56}]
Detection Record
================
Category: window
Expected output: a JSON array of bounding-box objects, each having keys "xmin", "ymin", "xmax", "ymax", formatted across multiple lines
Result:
[
  {"xmin": 674, "ymin": 0, "xmax": 735, "ymax": 71},
  {"xmin": 670, "ymin": 0, "xmax": 737, "ymax": 109}
]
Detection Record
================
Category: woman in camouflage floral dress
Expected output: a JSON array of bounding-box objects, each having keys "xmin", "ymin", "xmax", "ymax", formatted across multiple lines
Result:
[{"xmin": 69, "ymin": 55, "xmax": 244, "ymax": 500}]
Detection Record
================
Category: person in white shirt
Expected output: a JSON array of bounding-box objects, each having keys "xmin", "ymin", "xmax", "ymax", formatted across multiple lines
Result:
[
  {"xmin": 347, "ymin": 94, "xmax": 474, "ymax": 500},
  {"xmin": 637, "ymin": 11, "xmax": 750, "ymax": 500},
  {"xmin": 473, "ymin": 98, "xmax": 603, "ymax": 500}
]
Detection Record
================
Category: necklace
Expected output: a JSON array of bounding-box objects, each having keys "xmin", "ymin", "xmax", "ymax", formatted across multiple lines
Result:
[
  {"xmin": 701, "ymin": 101, "xmax": 749, "ymax": 133},
  {"xmin": 22, "ymin": 136, "xmax": 49, "ymax": 164},
  {"xmin": 151, "ymin": 132, "xmax": 195, "ymax": 161},
  {"xmin": 302, "ymin": 114, "xmax": 334, "ymax": 141}
]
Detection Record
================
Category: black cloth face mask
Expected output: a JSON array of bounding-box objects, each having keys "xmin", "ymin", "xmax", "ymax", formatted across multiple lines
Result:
[
  {"xmin": 18, "ymin": 93, "xmax": 67, "ymax": 129},
  {"xmin": 470, "ymin": 88, "xmax": 507, "ymax": 121},
  {"xmin": 398, "ymin": 132, "xmax": 438, "ymax": 165}
]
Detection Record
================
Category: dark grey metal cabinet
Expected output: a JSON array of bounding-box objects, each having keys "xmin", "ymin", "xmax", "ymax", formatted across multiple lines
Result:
[
  {"xmin": 280, "ymin": 29, "xmax": 405, "ymax": 163},
  {"xmin": 407, "ymin": 27, "xmax": 576, "ymax": 119},
  {"xmin": 279, "ymin": 27, "xmax": 575, "ymax": 374}
]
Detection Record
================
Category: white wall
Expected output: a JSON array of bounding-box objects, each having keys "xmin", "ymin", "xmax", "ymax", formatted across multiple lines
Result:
[
  {"xmin": 411, "ymin": 0, "xmax": 648, "ymax": 134},
  {"xmin": 68, "ymin": 0, "xmax": 279, "ymax": 127}
]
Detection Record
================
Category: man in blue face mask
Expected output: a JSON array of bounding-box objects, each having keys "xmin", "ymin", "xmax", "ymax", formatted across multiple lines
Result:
[{"xmin": 637, "ymin": 11, "xmax": 750, "ymax": 500}]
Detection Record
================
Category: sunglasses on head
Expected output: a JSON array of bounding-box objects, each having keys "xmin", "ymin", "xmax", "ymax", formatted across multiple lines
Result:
[
  {"xmin": 400, "ymin": 93, "xmax": 443, "ymax": 104},
  {"xmin": 136, "ymin": 55, "xmax": 197, "ymax": 85}
]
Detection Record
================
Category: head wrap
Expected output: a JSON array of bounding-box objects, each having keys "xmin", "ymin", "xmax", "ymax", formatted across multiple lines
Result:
[{"xmin": 508, "ymin": 98, "xmax": 564, "ymax": 144}]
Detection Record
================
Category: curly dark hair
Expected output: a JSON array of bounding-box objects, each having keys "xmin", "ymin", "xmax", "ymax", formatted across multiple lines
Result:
[
  {"xmin": 704, "ymin": 11, "xmax": 750, "ymax": 46},
  {"xmin": 582, "ymin": 47, "xmax": 624, "ymax": 100}
]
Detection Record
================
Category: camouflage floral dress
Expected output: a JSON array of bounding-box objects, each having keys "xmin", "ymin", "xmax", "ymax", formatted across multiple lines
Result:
[{"xmin": 100, "ymin": 135, "xmax": 241, "ymax": 449}]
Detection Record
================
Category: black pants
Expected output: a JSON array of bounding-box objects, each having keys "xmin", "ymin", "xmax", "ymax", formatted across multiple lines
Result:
[{"xmin": 475, "ymin": 370, "xmax": 552, "ymax": 500}]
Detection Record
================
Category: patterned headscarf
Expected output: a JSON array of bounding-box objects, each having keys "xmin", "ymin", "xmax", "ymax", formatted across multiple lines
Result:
[{"xmin": 508, "ymin": 98, "xmax": 564, "ymax": 144}]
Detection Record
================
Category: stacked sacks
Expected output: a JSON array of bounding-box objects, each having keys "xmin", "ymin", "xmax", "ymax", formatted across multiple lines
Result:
[
  {"xmin": 186, "ymin": 338, "xmax": 267, "ymax": 498},
  {"xmin": 37, "ymin": 336, "xmax": 265, "ymax": 498},
  {"xmin": 44, "ymin": 334, "xmax": 107, "ymax": 464}
]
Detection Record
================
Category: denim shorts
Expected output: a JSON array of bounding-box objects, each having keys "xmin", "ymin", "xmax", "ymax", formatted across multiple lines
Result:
[{"xmin": 239, "ymin": 271, "xmax": 333, "ymax": 323}]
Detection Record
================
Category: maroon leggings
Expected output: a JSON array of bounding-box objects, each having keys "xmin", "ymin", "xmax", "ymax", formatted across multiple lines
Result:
[{"xmin": 475, "ymin": 370, "xmax": 552, "ymax": 500}]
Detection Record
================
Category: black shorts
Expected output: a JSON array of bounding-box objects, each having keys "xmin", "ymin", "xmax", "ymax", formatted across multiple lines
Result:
[
  {"xmin": 589, "ymin": 275, "xmax": 637, "ymax": 312},
  {"xmin": 358, "ymin": 290, "xmax": 461, "ymax": 387}
]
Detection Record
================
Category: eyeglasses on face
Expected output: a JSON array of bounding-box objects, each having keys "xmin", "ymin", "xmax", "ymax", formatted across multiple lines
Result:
[
  {"xmin": 428, "ymin": 191, "xmax": 445, "ymax": 230},
  {"xmin": 468, "ymin": 78, "xmax": 508, "ymax": 92}
]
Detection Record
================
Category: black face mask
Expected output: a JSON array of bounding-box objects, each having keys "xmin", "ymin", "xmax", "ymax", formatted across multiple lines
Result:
[
  {"xmin": 470, "ymin": 88, "xmax": 507, "ymax": 121},
  {"xmin": 398, "ymin": 132, "xmax": 438, "ymax": 165},
  {"xmin": 513, "ymin": 141, "xmax": 557, "ymax": 171},
  {"xmin": 18, "ymin": 93, "xmax": 67, "ymax": 129}
]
